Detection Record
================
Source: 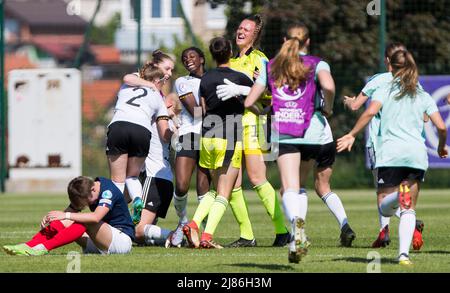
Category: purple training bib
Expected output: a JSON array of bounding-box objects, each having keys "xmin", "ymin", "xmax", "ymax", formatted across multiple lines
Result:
[{"xmin": 268, "ymin": 55, "xmax": 321, "ymax": 137}]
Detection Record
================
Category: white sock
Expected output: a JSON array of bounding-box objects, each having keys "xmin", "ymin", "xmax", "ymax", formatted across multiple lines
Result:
[
  {"xmin": 173, "ymin": 192, "xmax": 188, "ymax": 224},
  {"xmin": 298, "ymin": 192, "xmax": 308, "ymax": 221},
  {"xmin": 112, "ymin": 181, "xmax": 125, "ymax": 193},
  {"xmin": 144, "ymin": 224, "xmax": 171, "ymax": 246},
  {"xmin": 399, "ymin": 209, "xmax": 416, "ymax": 258},
  {"xmin": 379, "ymin": 191, "xmax": 399, "ymax": 217},
  {"xmin": 378, "ymin": 211, "xmax": 390, "ymax": 230},
  {"xmin": 322, "ymin": 192, "xmax": 348, "ymax": 229},
  {"xmin": 125, "ymin": 176, "xmax": 142, "ymax": 201},
  {"xmin": 394, "ymin": 208, "xmax": 401, "ymax": 218},
  {"xmin": 282, "ymin": 189, "xmax": 308, "ymax": 222}
]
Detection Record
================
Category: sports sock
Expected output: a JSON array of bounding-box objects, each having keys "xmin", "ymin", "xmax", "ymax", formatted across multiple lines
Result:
[
  {"xmin": 282, "ymin": 189, "xmax": 301, "ymax": 222},
  {"xmin": 229, "ymin": 187, "xmax": 254, "ymax": 240},
  {"xmin": 192, "ymin": 190, "xmax": 216, "ymax": 228},
  {"xmin": 173, "ymin": 192, "xmax": 188, "ymax": 224},
  {"xmin": 197, "ymin": 193, "xmax": 209, "ymax": 230},
  {"xmin": 379, "ymin": 212, "xmax": 390, "ymax": 230},
  {"xmin": 321, "ymin": 192, "xmax": 348, "ymax": 229},
  {"xmin": 26, "ymin": 220, "xmax": 65, "ymax": 247},
  {"xmin": 112, "ymin": 181, "xmax": 125, "ymax": 193},
  {"xmin": 125, "ymin": 176, "xmax": 142, "ymax": 201},
  {"xmin": 289, "ymin": 218, "xmax": 298, "ymax": 252},
  {"xmin": 42, "ymin": 222, "xmax": 86, "ymax": 251},
  {"xmin": 399, "ymin": 209, "xmax": 416, "ymax": 258},
  {"xmin": 379, "ymin": 191, "xmax": 399, "ymax": 217},
  {"xmin": 254, "ymin": 181, "xmax": 288, "ymax": 234},
  {"xmin": 144, "ymin": 224, "xmax": 171, "ymax": 246},
  {"xmin": 204, "ymin": 196, "xmax": 229, "ymax": 236}
]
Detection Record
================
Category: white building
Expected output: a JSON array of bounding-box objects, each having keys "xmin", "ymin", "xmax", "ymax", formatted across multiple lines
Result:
[
  {"xmin": 115, "ymin": 0, "xmax": 227, "ymax": 62},
  {"xmin": 64, "ymin": 0, "xmax": 122, "ymax": 26}
]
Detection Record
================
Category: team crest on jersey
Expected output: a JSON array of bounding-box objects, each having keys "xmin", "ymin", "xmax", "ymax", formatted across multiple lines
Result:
[
  {"xmin": 101, "ymin": 190, "xmax": 113, "ymax": 199},
  {"xmin": 179, "ymin": 82, "xmax": 187, "ymax": 92}
]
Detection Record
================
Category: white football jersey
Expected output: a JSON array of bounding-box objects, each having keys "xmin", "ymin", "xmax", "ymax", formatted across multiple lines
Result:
[
  {"xmin": 109, "ymin": 84, "xmax": 168, "ymax": 132},
  {"xmin": 145, "ymin": 103, "xmax": 174, "ymax": 182},
  {"xmin": 174, "ymin": 75, "xmax": 202, "ymax": 136}
]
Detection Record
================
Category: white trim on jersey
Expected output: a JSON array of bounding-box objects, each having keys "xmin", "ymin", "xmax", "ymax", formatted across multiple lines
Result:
[{"xmin": 174, "ymin": 76, "xmax": 202, "ymax": 136}]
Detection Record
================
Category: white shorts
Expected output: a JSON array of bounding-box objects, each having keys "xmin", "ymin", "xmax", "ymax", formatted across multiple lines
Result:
[{"xmin": 83, "ymin": 225, "xmax": 132, "ymax": 255}]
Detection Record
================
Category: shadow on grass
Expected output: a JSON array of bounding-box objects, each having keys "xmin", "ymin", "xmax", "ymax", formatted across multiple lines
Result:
[
  {"xmin": 332, "ymin": 257, "xmax": 398, "ymax": 264},
  {"xmin": 415, "ymin": 250, "xmax": 450, "ymax": 255},
  {"xmin": 225, "ymin": 263, "xmax": 295, "ymax": 271}
]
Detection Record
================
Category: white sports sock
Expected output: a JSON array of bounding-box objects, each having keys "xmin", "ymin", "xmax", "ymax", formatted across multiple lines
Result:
[
  {"xmin": 322, "ymin": 192, "xmax": 348, "ymax": 229},
  {"xmin": 282, "ymin": 189, "xmax": 308, "ymax": 222},
  {"xmin": 112, "ymin": 181, "xmax": 125, "ymax": 193},
  {"xmin": 378, "ymin": 211, "xmax": 390, "ymax": 230},
  {"xmin": 399, "ymin": 209, "xmax": 416, "ymax": 258},
  {"xmin": 173, "ymin": 192, "xmax": 188, "ymax": 224},
  {"xmin": 298, "ymin": 192, "xmax": 308, "ymax": 221},
  {"xmin": 144, "ymin": 224, "xmax": 171, "ymax": 246},
  {"xmin": 395, "ymin": 208, "xmax": 401, "ymax": 218},
  {"xmin": 379, "ymin": 191, "xmax": 399, "ymax": 217},
  {"xmin": 125, "ymin": 176, "xmax": 142, "ymax": 201}
]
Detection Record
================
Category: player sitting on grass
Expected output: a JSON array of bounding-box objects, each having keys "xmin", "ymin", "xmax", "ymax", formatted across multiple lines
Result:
[{"xmin": 3, "ymin": 176, "xmax": 135, "ymax": 256}]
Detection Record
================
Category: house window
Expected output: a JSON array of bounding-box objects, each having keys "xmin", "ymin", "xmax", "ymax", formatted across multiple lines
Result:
[
  {"xmin": 152, "ymin": 0, "xmax": 162, "ymax": 18},
  {"xmin": 129, "ymin": 0, "xmax": 136, "ymax": 20},
  {"xmin": 171, "ymin": 0, "xmax": 180, "ymax": 17}
]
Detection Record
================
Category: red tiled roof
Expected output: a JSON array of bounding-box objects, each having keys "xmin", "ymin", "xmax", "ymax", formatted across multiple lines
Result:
[
  {"xmin": 5, "ymin": 0, "xmax": 87, "ymax": 30},
  {"xmin": 33, "ymin": 35, "xmax": 84, "ymax": 61},
  {"xmin": 91, "ymin": 45, "xmax": 121, "ymax": 64},
  {"xmin": 4, "ymin": 54, "xmax": 36, "ymax": 87},
  {"xmin": 82, "ymin": 80, "xmax": 122, "ymax": 121}
]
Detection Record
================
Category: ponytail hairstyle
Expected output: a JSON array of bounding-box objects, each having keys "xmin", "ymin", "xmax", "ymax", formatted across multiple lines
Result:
[
  {"xmin": 270, "ymin": 22, "xmax": 310, "ymax": 90},
  {"xmin": 390, "ymin": 49, "xmax": 419, "ymax": 98},
  {"xmin": 385, "ymin": 42, "xmax": 406, "ymax": 60},
  {"xmin": 244, "ymin": 14, "xmax": 264, "ymax": 47},
  {"xmin": 209, "ymin": 37, "xmax": 232, "ymax": 65},
  {"xmin": 139, "ymin": 61, "xmax": 165, "ymax": 82},
  {"xmin": 151, "ymin": 49, "xmax": 174, "ymax": 66}
]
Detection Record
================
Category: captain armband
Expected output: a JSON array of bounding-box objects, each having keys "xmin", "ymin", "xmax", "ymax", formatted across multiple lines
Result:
[{"xmin": 157, "ymin": 116, "xmax": 170, "ymax": 121}]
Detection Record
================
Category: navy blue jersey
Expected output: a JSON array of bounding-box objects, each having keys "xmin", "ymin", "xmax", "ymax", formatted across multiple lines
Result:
[{"xmin": 89, "ymin": 177, "xmax": 135, "ymax": 241}]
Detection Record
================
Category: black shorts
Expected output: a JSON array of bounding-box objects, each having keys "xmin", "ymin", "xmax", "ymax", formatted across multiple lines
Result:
[
  {"xmin": 176, "ymin": 132, "xmax": 201, "ymax": 160},
  {"xmin": 316, "ymin": 142, "xmax": 336, "ymax": 168},
  {"xmin": 141, "ymin": 175, "xmax": 174, "ymax": 219},
  {"xmin": 279, "ymin": 143, "xmax": 321, "ymax": 161},
  {"xmin": 106, "ymin": 121, "xmax": 151, "ymax": 157},
  {"xmin": 377, "ymin": 167, "xmax": 425, "ymax": 188}
]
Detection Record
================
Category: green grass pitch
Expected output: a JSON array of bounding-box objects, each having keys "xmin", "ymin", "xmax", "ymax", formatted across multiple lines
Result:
[{"xmin": 1, "ymin": 189, "xmax": 450, "ymax": 273}]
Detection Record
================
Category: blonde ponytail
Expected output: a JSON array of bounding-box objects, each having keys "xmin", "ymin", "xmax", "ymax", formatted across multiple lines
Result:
[{"xmin": 390, "ymin": 50, "xmax": 419, "ymax": 98}]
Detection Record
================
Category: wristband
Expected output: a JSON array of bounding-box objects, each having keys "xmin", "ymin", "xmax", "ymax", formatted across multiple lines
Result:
[{"xmin": 65, "ymin": 212, "xmax": 71, "ymax": 220}]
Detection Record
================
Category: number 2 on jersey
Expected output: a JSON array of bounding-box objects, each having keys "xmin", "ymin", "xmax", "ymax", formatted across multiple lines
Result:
[{"xmin": 126, "ymin": 87, "xmax": 148, "ymax": 107}]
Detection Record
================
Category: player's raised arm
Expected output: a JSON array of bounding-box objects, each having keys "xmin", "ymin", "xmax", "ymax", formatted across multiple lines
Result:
[
  {"xmin": 123, "ymin": 72, "xmax": 157, "ymax": 90},
  {"xmin": 343, "ymin": 92, "xmax": 369, "ymax": 111},
  {"xmin": 337, "ymin": 100, "xmax": 382, "ymax": 153}
]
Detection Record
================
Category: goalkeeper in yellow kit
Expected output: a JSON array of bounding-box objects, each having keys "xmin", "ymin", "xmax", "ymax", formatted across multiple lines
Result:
[{"xmin": 215, "ymin": 15, "xmax": 290, "ymax": 247}]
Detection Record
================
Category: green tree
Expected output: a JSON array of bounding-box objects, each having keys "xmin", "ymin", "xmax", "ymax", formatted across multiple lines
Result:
[{"xmin": 91, "ymin": 12, "xmax": 121, "ymax": 45}]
